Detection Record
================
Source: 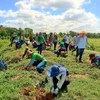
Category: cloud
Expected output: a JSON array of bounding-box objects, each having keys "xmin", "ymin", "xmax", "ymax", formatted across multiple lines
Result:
[
  {"xmin": 0, "ymin": 0, "xmax": 100, "ymax": 33},
  {"xmin": 15, "ymin": 0, "xmax": 85, "ymax": 10}
]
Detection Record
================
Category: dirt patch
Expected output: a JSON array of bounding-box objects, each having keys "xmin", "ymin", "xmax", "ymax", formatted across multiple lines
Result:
[
  {"xmin": 83, "ymin": 60, "xmax": 92, "ymax": 66},
  {"xmin": 21, "ymin": 87, "xmax": 54, "ymax": 100},
  {"xmin": 11, "ymin": 76, "xmax": 22, "ymax": 80},
  {"xmin": 69, "ymin": 74, "xmax": 88, "ymax": 78}
]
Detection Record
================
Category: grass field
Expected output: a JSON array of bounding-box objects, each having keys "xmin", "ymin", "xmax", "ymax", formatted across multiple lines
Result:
[{"xmin": 0, "ymin": 39, "xmax": 100, "ymax": 100}]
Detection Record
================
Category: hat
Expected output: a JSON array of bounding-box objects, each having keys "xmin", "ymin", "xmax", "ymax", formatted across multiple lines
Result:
[
  {"xmin": 47, "ymin": 64, "xmax": 66, "ymax": 77},
  {"xmin": 79, "ymin": 31, "xmax": 86, "ymax": 37},
  {"xmin": 66, "ymin": 32, "xmax": 70, "ymax": 35}
]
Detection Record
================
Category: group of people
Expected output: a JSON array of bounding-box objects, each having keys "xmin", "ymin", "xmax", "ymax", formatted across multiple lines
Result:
[
  {"xmin": 21, "ymin": 30, "xmax": 91, "ymax": 95},
  {"xmin": 1, "ymin": 30, "xmax": 100, "ymax": 96},
  {"xmin": 23, "ymin": 49, "xmax": 70, "ymax": 95}
]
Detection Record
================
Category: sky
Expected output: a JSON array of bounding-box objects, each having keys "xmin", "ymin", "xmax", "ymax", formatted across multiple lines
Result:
[{"xmin": 0, "ymin": 0, "xmax": 100, "ymax": 33}]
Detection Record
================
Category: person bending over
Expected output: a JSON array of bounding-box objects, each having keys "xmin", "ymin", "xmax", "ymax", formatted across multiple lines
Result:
[
  {"xmin": 47, "ymin": 64, "xmax": 70, "ymax": 95},
  {"xmin": 25, "ymin": 50, "xmax": 47, "ymax": 73}
]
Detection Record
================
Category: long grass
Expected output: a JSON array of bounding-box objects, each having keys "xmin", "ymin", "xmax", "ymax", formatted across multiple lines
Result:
[{"xmin": 0, "ymin": 39, "xmax": 100, "ymax": 100}]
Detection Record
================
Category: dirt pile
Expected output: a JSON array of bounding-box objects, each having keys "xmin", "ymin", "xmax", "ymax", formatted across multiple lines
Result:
[{"xmin": 21, "ymin": 87, "xmax": 54, "ymax": 100}]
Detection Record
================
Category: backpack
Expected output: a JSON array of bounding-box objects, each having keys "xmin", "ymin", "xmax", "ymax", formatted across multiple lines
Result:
[{"xmin": 0, "ymin": 59, "xmax": 7, "ymax": 70}]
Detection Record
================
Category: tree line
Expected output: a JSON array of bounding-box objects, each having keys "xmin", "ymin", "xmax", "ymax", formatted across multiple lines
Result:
[{"xmin": 0, "ymin": 25, "xmax": 100, "ymax": 39}]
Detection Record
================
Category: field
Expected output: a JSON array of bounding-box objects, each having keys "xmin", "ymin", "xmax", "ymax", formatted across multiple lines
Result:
[{"xmin": 0, "ymin": 39, "xmax": 100, "ymax": 100}]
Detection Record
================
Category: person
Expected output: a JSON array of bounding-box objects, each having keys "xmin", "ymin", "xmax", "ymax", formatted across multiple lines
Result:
[
  {"xmin": 63, "ymin": 32, "xmax": 70, "ymax": 53},
  {"xmin": 48, "ymin": 32, "xmax": 53, "ymax": 49},
  {"xmin": 29, "ymin": 34, "xmax": 33, "ymax": 42},
  {"xmin": 89, "ymin": 53, "xmax": 100, "ymax": 66},
  {"xmin": 53, "ymin": 33, "xmax": 58, "ymax": 50},
  {"xmin": 75, "ymin": 31, "xmax": 89, "ymax": 63},
  {"xmin": 25, "ymin": 50, "xmax": 47, "ymax": 73},
  {"xmin": 43, "ymin": 32, "xmax": 48, "ymax": 42},
  {"xmin": 54, "ymin": 41, "xmax": 67, "ymax": 57},
  {"xmin": 72, "ymin": 33, "xmax": 79, "ymax": 55},
  {"xmin": 22, "ymin": 41, "xmax": 31, "ymax": 58},
  {"xmin": 69, "ymin": 33, "xmax": 79, "ymax": 55},
  {"xmin": 9, "ymin": 35, "xmax": 16, "ymax": 46},
  {"xmin": 14, "ymin": 39, "xmax": 21, "ymax": 49},
  {"xmin": 47, "ymin": 64, "xmax": 70, "ymax": 95},
  {"xmin": 0, "ymin": 58, "xmax": 7, "ymax": 71},
  {"xmin": 37, "ymin": 32, "xmax": 45, "ymax": 54}
]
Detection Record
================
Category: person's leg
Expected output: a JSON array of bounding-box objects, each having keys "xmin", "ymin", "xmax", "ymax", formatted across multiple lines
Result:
[
  {"xmin": 79, "ymin": 48, "xmax": 84, "ymax": 62},
  {"xmin": 54, "ymin": 42, "xmax": 57, "ymax": 50},
  {"xmin": 66, "ymin": 43, "xmax": 69, "ymax": 52},
  {"xmin": 33, "ymin": 60, "xmax": 41, "ymax": 66},
  {"xmin": 75, "ymin": 47, "xmax": 79, "ymax": 62},
  {"xmin": 38, "ymin": 44, "xmax": 42, "ymax": 54},
  {"xmin": 64, "ymin": 43, "xmax": 67, "ymax": 51},
  {"xmin": 40, "ymin": 44, "xmax": 43, "ymax": 54},
  {"xmin": 53, "ymin": 77, "xmax": 58, "ymax": 89},
  {"xmin": 61, "ymin": 76, "xmax": 70, "ymax": 90},
  {"xmin": 49, "ymin": 42, "xmax": 52, "ymax": 48},
  {"xmin": 36, "ymin": 61, "xmax": 46, "ymax": 72}
]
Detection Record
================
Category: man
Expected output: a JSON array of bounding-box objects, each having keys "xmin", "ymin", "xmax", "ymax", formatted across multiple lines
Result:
[
  {"xmin": 25, "ymin": 50, "xmax": 47, "ymax": 73},
  {"xmin": 47, "ymin": 64, "xmax": 70, "ymax": 95}
]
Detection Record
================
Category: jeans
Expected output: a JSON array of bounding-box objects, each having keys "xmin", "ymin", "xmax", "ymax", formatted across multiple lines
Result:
[
  {"xmin": 53, "ymin": 42, "xmax": 57, "ymax": 50},
  {"xmin": 38, "ymin": 44, "xmax": 43, "ymax": 54},
  {"xmin": 33, "ymin": 60, "xmax": 47, "ymax": 70},
  {"xmin": 76, "ymin": 48, "xmax": 84, "ymax": 61},
  {"xmin": 64, "ymin": 43, "xmax": 69, "ymax": 52}
]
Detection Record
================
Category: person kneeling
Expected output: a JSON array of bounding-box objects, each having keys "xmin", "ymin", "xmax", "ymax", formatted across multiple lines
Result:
[
  {"xmin": 47, "ymin": 64, "xmax": 70, "ymax": 95},
  {"xmin": 0, "ymin": 59, "xmax": 7, "ymax": 71},
  {"xmin": 25, "ymin": 50, "xmax": 47, "ymax": 73}
]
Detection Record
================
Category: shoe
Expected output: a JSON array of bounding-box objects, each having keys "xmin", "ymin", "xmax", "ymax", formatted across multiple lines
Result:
[
  {"xmin": 37, "ymin": 68, "xmax": 44, "ymax": 73},
  {"xmin": 79, "ymin": 61, "xmax": 83, "ymax": 63}
]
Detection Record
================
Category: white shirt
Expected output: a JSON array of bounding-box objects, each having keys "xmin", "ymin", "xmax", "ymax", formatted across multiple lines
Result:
[
  {"xmin": 64, "ymin": 35, "xmax": 70, "ymax": 44},
  {"xmin": 77, "ymin": 36, "xmax": 88, "ymax": 48},
  {"xmin": 50, "ymin": 73, "xmax": 66, "ymax": 89}
]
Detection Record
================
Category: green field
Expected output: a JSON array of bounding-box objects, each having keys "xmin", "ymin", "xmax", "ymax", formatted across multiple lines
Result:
[{"xmin": 0, "ymin": 39, "xmax": 100, "ymax": 100}]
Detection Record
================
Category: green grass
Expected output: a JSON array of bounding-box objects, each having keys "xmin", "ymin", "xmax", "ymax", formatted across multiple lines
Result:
[{"xmin": 0, "ymin": 39, "xmax": 100, "ymax": 100}]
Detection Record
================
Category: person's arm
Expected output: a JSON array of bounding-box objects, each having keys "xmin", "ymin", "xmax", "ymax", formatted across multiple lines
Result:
[
  {"xmin": 57, "ymin": 73, "xmax": 66, "ymax": 89},
  {"xmin": 22, "ymin": 48, "xmax": 28, "ymax": 58},
  {"xmin": 27, "ymin": 59, "xmax": 34, "ymax": 67},
  {"xmin": 86, "ymin": 37, "xmax": 89, "ymax": 46},
  {"xmin": 50, "ymin": 77, "xmax": 55, "ymax": 93},
  {"xmin": 50, "ymin": 77, "xmax": 54, "ymax": 88}
]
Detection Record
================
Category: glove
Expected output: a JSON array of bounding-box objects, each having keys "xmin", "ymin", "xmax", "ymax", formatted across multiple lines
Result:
[
  {"xmin": 54, "ymin": 87, "xmax": 59, "ymax": 94},
  {"xmin": 51, "ymin": 87, "xmax": 54, "ymax": 93}
]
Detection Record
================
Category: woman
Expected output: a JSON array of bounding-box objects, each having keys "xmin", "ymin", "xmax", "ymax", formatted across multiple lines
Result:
[{"xmin": 75, "ymin": 31, "xmax": 89, "ymax": 63}]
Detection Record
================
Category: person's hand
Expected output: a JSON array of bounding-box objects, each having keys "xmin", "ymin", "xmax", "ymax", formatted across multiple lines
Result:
[
  {"xmin": 54, "ymin": 87, "xmax": 59, "ymax": 94},
  {"xmin": 51, "ymin": 87, "xmax": 54, "ymax": 93}
]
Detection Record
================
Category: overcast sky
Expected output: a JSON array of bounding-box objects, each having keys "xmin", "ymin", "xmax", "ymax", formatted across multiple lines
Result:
[{"xmin": 0, "ymin": 0, "xmax": 100, "ymax": 33}]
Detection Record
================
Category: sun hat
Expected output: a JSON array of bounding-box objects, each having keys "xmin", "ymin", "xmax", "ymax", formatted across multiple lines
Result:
[
  {"xmin": 47, "ymin": 64, "xmax": 66, "ymax": 77},
  {"xmin": 79, "ymin": 30, "xmax": 86, "ymax": 37}
]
